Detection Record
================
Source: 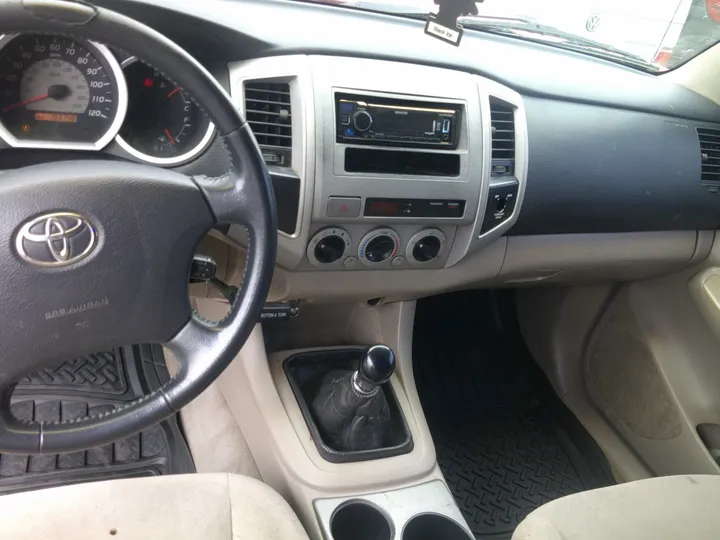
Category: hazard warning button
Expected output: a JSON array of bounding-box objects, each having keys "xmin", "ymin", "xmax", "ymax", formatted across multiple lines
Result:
[{"xmin": 326, "ymin": 197, "xmax": 361, "ymax": 218}]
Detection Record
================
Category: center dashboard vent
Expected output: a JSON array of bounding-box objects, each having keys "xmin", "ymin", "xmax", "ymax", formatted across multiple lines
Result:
[
  {"xmin": 698, "ymin": 127, "xmax": 720, "ymax": 183},
  {"xmin": 244, "ymin": 80, "xmax": 299, "ymax": 236},
  {"xmin": 244, "ymin": 80, "xmax": 292, "ymax": 166},
  {"xmin": 489, "ymin": 97, "xmax": 515, "ymax": 177}
]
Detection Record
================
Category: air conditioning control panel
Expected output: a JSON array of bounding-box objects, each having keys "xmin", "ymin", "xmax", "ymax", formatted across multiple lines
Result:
[{"xmin": 304, "ymin": 225, "xmax": 455, "ymax": 271}]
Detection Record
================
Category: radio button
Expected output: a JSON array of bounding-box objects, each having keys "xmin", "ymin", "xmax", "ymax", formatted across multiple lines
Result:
[{"xmin": 340, "ymin": 114, "xmax": 351, "ymax": 126}]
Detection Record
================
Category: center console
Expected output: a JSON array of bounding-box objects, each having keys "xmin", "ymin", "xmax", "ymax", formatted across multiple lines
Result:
[
  {"xmin": 229, "ymin": 55, "xmax": 527, "ymax": 277},
  {"xmin": 305, "ymin": 88, "xmax": 467, "ymax": 270},
  {"xmin": 223, "ymin": 55, "xmax": 528, "ymax": 536},
  {"xmin": 284, "ymin": 346, "xmax": 413, "ymax": 463},
  {"xmin": 306, "ymin": 58, "xmax": 483, "ymax": 272}
]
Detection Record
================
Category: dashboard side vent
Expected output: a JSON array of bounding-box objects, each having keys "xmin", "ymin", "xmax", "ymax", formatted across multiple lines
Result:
[
  {"xmin": 244, "ymin": 80, "xmax": 292, "ymax": 166},
  {"xmin": 489, "ymin": 97, "xmax": 515, "ymax": 177},
  {"xmin": 698, "ymin": 127, "xmax": 720, "ymax": 183}
]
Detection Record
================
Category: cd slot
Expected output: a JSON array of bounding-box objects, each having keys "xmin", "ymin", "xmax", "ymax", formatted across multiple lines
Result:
[{"xmin": 344, "ymin": 148, "xmax": 460, "ymax": 177}]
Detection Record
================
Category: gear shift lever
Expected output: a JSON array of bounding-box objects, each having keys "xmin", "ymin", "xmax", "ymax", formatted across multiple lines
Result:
[
  {"xmin": 353, "ymin": 345, "xmax": 396, "ymax": 395},
  {"xmin": 311, "ymin": 345, "xmax": 396, "ymax": 452}
]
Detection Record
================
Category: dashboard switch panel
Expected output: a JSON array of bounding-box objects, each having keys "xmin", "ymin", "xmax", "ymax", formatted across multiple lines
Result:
[{"xmin": 481, "ymin": 180, "xmax": 519, "ymax": 234}]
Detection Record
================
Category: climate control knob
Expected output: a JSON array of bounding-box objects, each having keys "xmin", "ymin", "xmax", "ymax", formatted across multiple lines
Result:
[
  {"xmin": 406, "ymin": 229, "xmax": 447, "ymax": 265},
  {"xmin": 307, "ymin": 228, "xmax": 352, "ymax": 266},
  {"xmin": 352, "ymin": 110, "xmax": 373, "ymax": 132},
  {"xmin": 315, "ymin": 236, "xmax": 346, "ymax": 264},
  {"xmin": 359, "ymin": 228, "xmax": 400, "ymax": 266},
  {"xmin": 413, "ymin": 236, "xmax": 441, "ymax": 262}
]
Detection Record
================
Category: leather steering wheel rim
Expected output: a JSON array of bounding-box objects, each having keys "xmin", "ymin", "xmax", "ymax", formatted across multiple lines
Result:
[{"xmin": 0, "ymin": 0, "xmax": 277, "ymax": 453}]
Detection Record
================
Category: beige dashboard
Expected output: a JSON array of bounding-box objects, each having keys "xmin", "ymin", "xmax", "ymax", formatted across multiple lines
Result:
[{"xmin": 214, "ymin": 54, "xmax": 712, "ymax": 303}]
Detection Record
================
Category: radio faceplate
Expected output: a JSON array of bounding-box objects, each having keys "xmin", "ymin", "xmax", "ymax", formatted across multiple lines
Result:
[
  {"xmin": 314, "ymin": 63, "xmax": 482, "ymax": 235},
  {"xmin": 336, "ymin": 92, "xmax": 461, "ymax": 149}
]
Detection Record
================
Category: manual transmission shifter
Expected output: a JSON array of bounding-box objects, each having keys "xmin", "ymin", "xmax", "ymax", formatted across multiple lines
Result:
[
  {"xmin": 354, "ymin": 345, "xmax": 396, "ymax": 394},
  {"xmin": 311, "ymin": 345, "xmax": 396, "ymax": 452}
]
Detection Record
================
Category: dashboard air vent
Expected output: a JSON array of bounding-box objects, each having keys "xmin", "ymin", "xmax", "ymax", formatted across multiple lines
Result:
[
  {"xmin": 698, "ymin": 127, "xmax": 720, "ymax": 183},
  {"xmin": 489, "ymin": 97, "xmax": 515, "ymax": 177},
  {"xmin": 244, "ymin": 80, "xmax": 292, "ymax": 165}
]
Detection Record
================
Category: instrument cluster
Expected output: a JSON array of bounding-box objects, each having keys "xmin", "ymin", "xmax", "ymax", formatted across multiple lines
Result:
[{"xmin": 0, "ymin": 33, "xmax": 214, "ymax": 166}]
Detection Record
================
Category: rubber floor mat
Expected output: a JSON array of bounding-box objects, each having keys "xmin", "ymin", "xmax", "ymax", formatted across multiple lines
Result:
[
  {"xmin": 414, "ymin": 291, "xmax": 614, "ymax": 539},
  {"xmin": 0, "ymin": 344, "xmax": 194, "ymax": 494}
]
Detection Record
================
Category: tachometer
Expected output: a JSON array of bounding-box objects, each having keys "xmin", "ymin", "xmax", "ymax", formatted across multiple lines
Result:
[
  {"xmin": 0, "ymin": 34, "xmax": 127, "ymax": 150},
  {"xmin": 116, "ymin": 59, "xmax": 214, "ymax": 165}
]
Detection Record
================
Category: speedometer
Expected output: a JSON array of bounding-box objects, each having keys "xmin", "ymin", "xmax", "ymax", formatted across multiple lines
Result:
[{"xmin": 0, "ymin": 34, "xmax": 127, "ymax": 150}]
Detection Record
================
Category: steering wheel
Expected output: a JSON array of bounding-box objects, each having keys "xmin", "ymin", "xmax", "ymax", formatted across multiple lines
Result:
[{"xmin": 0, "ymin": 0, "xmax": 277, "ymax": 453}]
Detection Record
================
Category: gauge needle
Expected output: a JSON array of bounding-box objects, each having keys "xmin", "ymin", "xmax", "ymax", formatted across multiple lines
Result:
[
  {"xmin": 2, "ymin": 93, "xmax": 50, "ymax": 113},
  {"xmin": 165, "ymin": 128, "xmax": 176, "ymax": 145},
  {"xmin": 167, "ymin": 88, "xmax": 180, "ymax": 98}
]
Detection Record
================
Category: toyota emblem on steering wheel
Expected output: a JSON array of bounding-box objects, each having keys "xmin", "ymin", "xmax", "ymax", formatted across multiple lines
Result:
[{"xmin": 15, "ymin": 212, "xmax": 98, "ymax": 267}]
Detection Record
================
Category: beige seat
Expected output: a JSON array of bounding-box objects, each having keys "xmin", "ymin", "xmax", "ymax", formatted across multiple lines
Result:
[
  {"xmin": 0, "ymin": 473, "xmax": 310, "ymax": 540},
  {"xmin": 513, "ymin": 475, "xmax": 720, "ymax": 540}
]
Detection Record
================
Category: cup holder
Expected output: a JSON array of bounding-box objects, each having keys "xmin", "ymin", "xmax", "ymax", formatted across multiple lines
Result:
[
  {"xmin": 330, "ymin": 501, "xmax": 393, "ymax": 540},
  {"xmin": 402, "ymin": 514, "xmax": 473, "ymax": 540}
]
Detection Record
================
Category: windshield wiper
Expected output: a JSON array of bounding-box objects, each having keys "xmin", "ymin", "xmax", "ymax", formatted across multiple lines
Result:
[
  {"xmin": 371, "ymin": 10, "xmax": 658, "ymax": 71},
  {"xmin": 456, "ymin": 17, "xmax": 660, "ymax": 71},
  {"xmin": 342, "ymin": 6, "xmax": 659, "ymax": 71}
]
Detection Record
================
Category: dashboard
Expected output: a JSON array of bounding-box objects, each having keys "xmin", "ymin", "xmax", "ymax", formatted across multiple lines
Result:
[
  {"xmin": 4, "ymin": 0, "xmax": 720, "ymax": 301},
  {"xmin": 0, "ymin": 33, "xmax": 215, "ymax": 166}
]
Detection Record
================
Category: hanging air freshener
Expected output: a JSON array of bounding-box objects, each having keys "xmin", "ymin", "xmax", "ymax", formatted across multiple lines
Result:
[{"xmin": 425, "ymin": 0, "xmax": 480, "ymax": 46}]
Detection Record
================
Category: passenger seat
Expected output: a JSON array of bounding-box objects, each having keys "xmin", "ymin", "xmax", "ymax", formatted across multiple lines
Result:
[{"xmin": 513, "ymin": 475, "xmax": 720, "ymax": 540}]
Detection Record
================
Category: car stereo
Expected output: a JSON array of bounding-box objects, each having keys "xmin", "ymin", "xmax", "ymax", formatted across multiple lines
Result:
[{"xmin": 335, "ymin": 92, "xmax": 461, "ymax": 150}]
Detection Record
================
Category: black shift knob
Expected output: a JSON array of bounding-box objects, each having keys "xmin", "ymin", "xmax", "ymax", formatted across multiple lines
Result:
[{"xmin": 358, "ymin": 345, "xmax": 396, "ymax": 387}]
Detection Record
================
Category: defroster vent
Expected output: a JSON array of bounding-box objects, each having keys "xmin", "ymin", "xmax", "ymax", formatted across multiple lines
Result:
[
  {"xmin": 244, "ymin": 81, "xmax": 292, "ymax": 165},
  {"xmin": 698, "ymin": 127, "xmax": 720, "ymax": 183},
  {"xmin": 489, "ymin": 97, "xmax": 515, "ymax": 177}
]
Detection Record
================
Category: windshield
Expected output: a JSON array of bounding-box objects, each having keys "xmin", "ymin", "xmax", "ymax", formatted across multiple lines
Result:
[{"xmin": 303, "ymin": 0, "xmax": 720, "ymax": 72}]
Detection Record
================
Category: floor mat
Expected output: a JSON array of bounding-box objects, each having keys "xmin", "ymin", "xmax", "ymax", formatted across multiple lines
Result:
[
  {"xmin": 0, "ymin": 344, "xmax": 194, "ymax": 494},
  {"xmin": 414, "ymin": 291, "xmax": 614, "ymax": 539}
]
